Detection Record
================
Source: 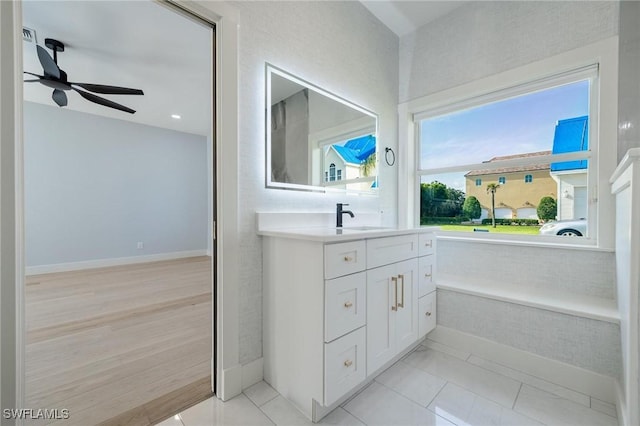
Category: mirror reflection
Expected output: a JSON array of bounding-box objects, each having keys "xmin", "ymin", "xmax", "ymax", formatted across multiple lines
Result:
[{"xmin": 266, "ymin": 65, "xmax": 378, "ymax": 192}]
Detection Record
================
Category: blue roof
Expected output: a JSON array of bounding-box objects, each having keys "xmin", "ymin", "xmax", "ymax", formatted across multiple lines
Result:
[
  {"xmin": 550, "ymin": 116, "xmax": 588, "ymax": 172},
  {"xmin": 333, "ymin": 135, "xmax": 376, "ymax": 165}
]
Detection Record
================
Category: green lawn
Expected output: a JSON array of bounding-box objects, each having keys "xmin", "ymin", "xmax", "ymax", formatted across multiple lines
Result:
[{"xmin": 435, "ymin": 224, "xmax": 541, "ymax": 235}]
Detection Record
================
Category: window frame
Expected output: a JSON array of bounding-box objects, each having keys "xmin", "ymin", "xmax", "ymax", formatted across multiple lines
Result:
[{"xmin": 398, "ymin": 37, "xmax": 619, "ymax": 249}]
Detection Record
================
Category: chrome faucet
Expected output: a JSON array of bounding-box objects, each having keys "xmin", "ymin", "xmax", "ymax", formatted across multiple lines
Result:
[{"xmin": 336, "ymin": 203, "xmax": 354, "ymax": 227}]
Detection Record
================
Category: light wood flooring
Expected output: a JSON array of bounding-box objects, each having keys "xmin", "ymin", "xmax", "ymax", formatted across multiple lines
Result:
[{"xmin": 25, "ymin": 256, "xmax": 213, "ymax": 426}]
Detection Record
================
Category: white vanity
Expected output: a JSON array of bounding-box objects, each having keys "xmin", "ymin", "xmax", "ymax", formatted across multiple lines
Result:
[{"xmin": 259, "ymin": 224, "xmax": 437, "ymax": 422}]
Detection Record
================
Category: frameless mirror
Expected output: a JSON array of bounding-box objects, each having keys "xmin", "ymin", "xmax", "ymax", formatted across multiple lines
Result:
[{"xmin": 266, "ymin": 64, "xmax": 378, "ymax": 193}]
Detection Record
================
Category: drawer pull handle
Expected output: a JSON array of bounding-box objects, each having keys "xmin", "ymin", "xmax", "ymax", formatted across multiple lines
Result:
[
  {"xmin": 391, "ymin": 277, "xmax": 398, "ymax": 311},
  {"xmin": 344, "ymin": 360, "xmax": 353, "ymax": 367},
  {"xmin": 425, "ymin": 273, "xmax": 432, "ymax": 278},
  {"xmin": 344, "ymin": 301, "xmax": 353, "ymax": 308},
  {"xmin": 426, "ymin": 311, "xmax": 432, "ymax": 317},
  {"xmin": 344, "ymin": 256, "xmax": 353, "ymax": 262},
  {"xmin": 398, "ymin": 274, "xmax": 405, "ymax": 308},
  {"xmin": 425, "ymin": 241, "xmax": 432, "ymax": 248}
]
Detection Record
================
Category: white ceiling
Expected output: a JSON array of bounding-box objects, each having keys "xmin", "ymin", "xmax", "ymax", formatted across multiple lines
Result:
[
  {"xmin": 360, "ymin": 1, "xmax": 467, "ymax": 37},
  {"xmin": 22, "ymin": 1, "xmax": 212, "ymax": 136}
]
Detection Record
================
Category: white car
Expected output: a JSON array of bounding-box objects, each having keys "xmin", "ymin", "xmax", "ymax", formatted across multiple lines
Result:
[{"xmin": 539, "ymin": 219, "xmax": 587, "ymax": 236}]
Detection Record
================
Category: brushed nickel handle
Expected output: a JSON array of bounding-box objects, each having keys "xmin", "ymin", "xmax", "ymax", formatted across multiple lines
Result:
[
  {"xmin": 344, "ymin": 359, "xmax": 353, "ymax": 367},
  {"xmin": 391, "ymin": 276, "xmax": 398, "ymax": 311},
  {"xmin": 424, "ymin": 240, "xmax": 432, "ymax": 248},
  {"xmin": 426, "ymin": 311, "xmax": 432, "ymax": 317},
  {"xmin": 344, "ymin": 301, "xmax": 353, "ymax": 308},
  {"xmin": 425, "ymin": 273, "xmax": 432, "ymax": 278},
  {"xmin": 398, "ymin": 274, "xmax": 405, "ymax": 308},
  {"xmin": 344, "ymin": 255, "xmax": 353, "ymax": 262}
]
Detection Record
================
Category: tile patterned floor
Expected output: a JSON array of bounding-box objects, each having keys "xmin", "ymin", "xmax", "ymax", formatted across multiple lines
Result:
[{"xmin": 157, "ymin": 339, "xmax": 618, "ymax": 426}]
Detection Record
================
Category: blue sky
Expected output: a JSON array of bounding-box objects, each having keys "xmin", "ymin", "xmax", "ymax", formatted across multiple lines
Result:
[{"xmin": 420, "ymin": 80, "xmax": 589, "ymax": 191}]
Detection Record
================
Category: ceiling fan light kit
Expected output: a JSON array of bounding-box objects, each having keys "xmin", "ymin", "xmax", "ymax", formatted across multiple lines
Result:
[{"xmin": 23, "ymin": 38, "xmax": 144, "ymax": 114}]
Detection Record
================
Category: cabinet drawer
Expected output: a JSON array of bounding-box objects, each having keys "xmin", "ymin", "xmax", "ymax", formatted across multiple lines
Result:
[
  {"xmin": 418, "ymin": 291, "xmax": 436, "ymax": 339},
  {"xmin": 418, "ymin": 233, "xmax": 435, "ymax": 257},
  {"xmin": 324, "ymin": 326, "xmax": 366, "ymax": 406},
  {"xmin": 418, "ymin": 255, "xmax": 435, "ymax": 297},
  {"xmin": 325, "ymin": 272, "xmax": 366, "ymax": 342},
  {"xmin": 366, "ymin": 234, "xmax": 419, "ymax": 269},
  {"xmin": 325, "ymin": 241, "xmax": 366, "ymax": 279}
]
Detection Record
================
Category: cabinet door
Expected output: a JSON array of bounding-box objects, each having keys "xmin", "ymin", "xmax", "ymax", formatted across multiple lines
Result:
[
  {"xmin": 395, "ymin": 258, "xmax": 419, "ymax": 353},
  {"xmin": 366, "ymin": 263, "xmax": 396, "ymax": 375}
]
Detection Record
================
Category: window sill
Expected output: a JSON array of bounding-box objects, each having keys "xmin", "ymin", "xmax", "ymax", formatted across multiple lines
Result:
[
  {"xmin": 434, "ymin": 230, "xmax": 613, "ymax": 252},
  {"xmin": 436, "ymin": 274, "xmax": 619, "ymax": 324}
]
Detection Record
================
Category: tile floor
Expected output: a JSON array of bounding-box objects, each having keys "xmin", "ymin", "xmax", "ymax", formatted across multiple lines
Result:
[{"xmin": 156, "ymin": 339, "xmax": 619, "ymax": 426}]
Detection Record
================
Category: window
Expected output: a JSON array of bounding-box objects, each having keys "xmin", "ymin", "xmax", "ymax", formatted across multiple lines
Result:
[
  {"xmin": 329, "ymin": 163, "xmax": 336, "ymax": 181},
  {"xmin": 337, "ymin": 169, "xmax": 342, "ymax": 181},
  {"xmin": 324, "ymin": 171, "xmax": 328, "ymax": 182},
  {"xmin": 416, "ymin": 73, "xmax": 595, "ymax": 238}
]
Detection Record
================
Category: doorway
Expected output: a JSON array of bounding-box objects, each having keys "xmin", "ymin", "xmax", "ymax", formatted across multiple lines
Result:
[{"xmin": 21, "ymin": 1, "xmax": 216, "ymax": 424}]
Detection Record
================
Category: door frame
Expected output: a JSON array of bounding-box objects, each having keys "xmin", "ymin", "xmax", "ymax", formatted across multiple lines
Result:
[{"xmin": 0, "ymin": 0, "xmax": 242, "ymax": 417}]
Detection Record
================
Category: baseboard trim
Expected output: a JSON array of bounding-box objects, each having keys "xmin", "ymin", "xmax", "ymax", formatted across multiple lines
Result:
[
  {"xmin": 242, "ymin": 357, "xmax": 264, "ymax": 390},
  {"xmin": 219, "ymin": 364, "xmax": 242, "ymax": 401},
  {"xmin": 428, "ymin": 326, "xmax": 617, "ymax": 404},
  {"xmin": 26, "ymin": 250, "xmax": 209, "ymax": 275},
  {"xmin": 615, "ymin": 379, "xmax": 628, "ymax": 426}
]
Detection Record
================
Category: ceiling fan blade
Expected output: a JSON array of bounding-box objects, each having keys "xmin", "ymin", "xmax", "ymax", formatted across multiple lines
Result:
[
  {"xmin": 52, "ymin": 89, "xmax": 68, "ymax": 107},
  {"xmin": 72, "ymin": 87, "xmax": 136, "ymax": 114},
  {"xmin": 23, "ymin": 79, "xmax": 42, "ymax": 83},
  {"xmin": 70, "ymin": 82, "xmax": 143, "ymax": 96},
  {"xmin": 24, "ymin": 71, "xmax": 44, "ymax": 78},
  {"xmin": 36, "ymin": 45, "xmax": 60, "ymax": 79}
]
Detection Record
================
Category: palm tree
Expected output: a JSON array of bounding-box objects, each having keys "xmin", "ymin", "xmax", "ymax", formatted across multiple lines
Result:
[
  {"xmin": 360, "ymin": 153, "xmax": 377, "ymax": 177},
  {"xmin": 486, "ymin": 183, "xmax": 500, "ymax": 228}
]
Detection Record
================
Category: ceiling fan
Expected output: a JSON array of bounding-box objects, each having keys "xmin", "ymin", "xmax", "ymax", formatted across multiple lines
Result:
[{"xmin": 23, "ymin": 38, "xmax": 144, "ymax": 114}]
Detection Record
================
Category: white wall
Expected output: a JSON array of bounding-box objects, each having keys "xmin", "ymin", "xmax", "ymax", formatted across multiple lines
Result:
[
  {"xmin": 611, "ymin": 150, "xmax": 640, "ymax": 426},
  {"xmin": 398, "ymin": 0, "xmax": 623, "ymax": 392},
  {"xmin": 232, "ymin": 0, "xmax": 398, "ymax": 364},
  {"xmin": 24, "ymin": 101, "xmax": 208, "ymax": 268},
  {"xmin": 618, "ymin": 1, "xmax": 640, "ymax": 163},
  {"xmin": 400, "ymin": 1, "xmax": 619, "ymax": 102}
]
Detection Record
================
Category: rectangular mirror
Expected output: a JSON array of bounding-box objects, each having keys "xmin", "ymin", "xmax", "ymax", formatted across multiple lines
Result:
[{"xmin": 266, "ymin": 64, "xmax": 378, "ymax": 193}]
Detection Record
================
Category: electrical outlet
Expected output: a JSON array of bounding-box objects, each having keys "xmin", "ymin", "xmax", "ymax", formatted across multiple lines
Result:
[{"xmin": 137, "ymin": 242, "xmax": 144, "ymax": 249}]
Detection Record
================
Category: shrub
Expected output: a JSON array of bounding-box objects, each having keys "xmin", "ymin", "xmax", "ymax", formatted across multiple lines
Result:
[
  {"xmin": 480, "ymin": 218, "xmax": 539, "ymax": 226},
  {"xmin": 537, "ymin": 196, "xmax": 557, "ymax": 221},
  {"xmin": 420, "ymin": 216, "xmax": 469, "ymax": 225},
  {"xmin": 462, "ymin": 196, "xmax": 482, "ymax": 220}
]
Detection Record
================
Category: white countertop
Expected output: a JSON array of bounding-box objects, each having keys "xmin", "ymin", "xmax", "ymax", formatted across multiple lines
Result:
[{"xmin": 257, "ymin": 225, "xmax": 440, "ymax": 243}]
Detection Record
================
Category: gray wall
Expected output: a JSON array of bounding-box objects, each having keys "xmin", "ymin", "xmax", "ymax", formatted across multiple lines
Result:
[
  {"xmin": 24, "ymin": 101, "xmax": 208, "ymax": 267},
  {"xmin": 618, "ymin": 1, "xmax": 640, "ymax": 162},
  {"xmin": 232, "ymin": 0, "xmax": 399, "ymax": 364},
  {"xmin": 399, "ymin": 1, "xmax": 619, "ymax": 102}
]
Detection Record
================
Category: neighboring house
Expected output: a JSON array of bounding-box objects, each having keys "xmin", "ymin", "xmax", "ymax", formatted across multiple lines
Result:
[
  {"xmin": 549, "ymin": 116, "xmax": 589, "ymax": 220},
  {"xmin": 323, "ymin": 134, "xmax": 376, "ymax": 190},
  {"xmin": 465, "ymin": 151, "xmax": 557, "ymax": 220}
]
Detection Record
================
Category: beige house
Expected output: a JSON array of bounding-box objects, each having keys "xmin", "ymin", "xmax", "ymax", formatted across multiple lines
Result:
[{"xmin": 465, "ymin": 151, "xmax": 557, "ymax": 220}]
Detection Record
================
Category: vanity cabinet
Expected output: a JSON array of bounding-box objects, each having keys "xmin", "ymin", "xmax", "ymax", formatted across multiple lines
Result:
[{"xmin": 262, "ymin": 230, "xmax": 436, "ymax": 422}]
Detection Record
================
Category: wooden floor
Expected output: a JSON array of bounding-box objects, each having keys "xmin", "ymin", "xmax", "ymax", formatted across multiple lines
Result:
[{"xmin": 25, "ymin": 256, "xmax": 213, "ymax": 426}]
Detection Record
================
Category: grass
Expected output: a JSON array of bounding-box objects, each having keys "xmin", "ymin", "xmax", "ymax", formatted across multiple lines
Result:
[{"xmin": 432, "ymin": 224, "xmax": 541, "ymax": 235}]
